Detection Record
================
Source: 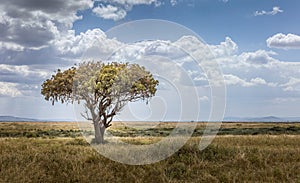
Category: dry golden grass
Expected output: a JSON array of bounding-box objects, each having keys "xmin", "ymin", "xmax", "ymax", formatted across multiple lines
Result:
[
  {"xmin": 1, "ymin": 135, "xmax": 300, "ymax": 182},
  {"xmin": 1, "ymin": 122, "xmax": 300, "ymax": 182}
]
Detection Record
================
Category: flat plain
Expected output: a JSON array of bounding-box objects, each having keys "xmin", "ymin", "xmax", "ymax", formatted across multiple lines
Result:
[{"xmin": 1, "ymin": 121, "xmax": 300, "ymax": 182}]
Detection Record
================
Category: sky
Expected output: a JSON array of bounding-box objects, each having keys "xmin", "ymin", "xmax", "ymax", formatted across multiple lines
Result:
[{"xmin": 0, "ymin": 0, "xmax": 300, "ymax": 121}]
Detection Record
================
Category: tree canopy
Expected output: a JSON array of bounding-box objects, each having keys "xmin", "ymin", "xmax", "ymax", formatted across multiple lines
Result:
[{"xmin": 41, "ymin": 61, "xmax": 159, "ymax": 143}]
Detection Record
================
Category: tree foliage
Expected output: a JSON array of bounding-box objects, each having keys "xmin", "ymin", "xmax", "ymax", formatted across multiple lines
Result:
[
  {"xmin": 41, "ymin": 61, "xmax": 159, "ymax": 143},
  {"xmin": 41, "ymin": 67, "xmax": 76, "ymax": 105}
]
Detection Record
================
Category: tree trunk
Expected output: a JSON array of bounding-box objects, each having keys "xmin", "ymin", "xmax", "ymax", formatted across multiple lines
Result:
[{"xmin": 93, "ymin": 121, "xmax": 106, "ymax": 144}]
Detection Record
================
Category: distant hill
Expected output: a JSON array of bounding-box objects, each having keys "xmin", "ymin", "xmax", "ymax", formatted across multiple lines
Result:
[
  {"xmin": 0, "ymin": 116, "xmax": 75, "ymax": 122},
  {"xmin": 1, "ymin": 115, "xmax": 299, "ymax": 122},
  {"xmin": 0, "ymin": 116, "xmax": 39, "ymax": 122},
  {"xmin": 246, "ymin": 116, "xmax": 284, "ymax": 122},
  {"xmin": 224, "ymin": 116, "xmax": 300, "ymax": 122}
]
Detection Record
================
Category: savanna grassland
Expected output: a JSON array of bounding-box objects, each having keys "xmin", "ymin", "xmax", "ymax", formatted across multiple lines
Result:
[{"xmin": 1, "ymin": 122, "xmax": 300, "ymax": 182}]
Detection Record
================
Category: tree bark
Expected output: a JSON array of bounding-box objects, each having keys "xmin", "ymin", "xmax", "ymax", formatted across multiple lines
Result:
[{"xmin": 93, "ymin": 121, "xmax": 106, "ymax": 144}]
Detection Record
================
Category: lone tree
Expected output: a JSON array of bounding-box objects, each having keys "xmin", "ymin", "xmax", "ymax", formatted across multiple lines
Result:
[{"xmin": 41, "ymin": 61, "xmax": 159, "ymax": 143}]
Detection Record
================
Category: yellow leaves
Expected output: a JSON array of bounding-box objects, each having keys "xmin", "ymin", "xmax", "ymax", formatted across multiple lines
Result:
[
  {"xmin": 41, "ymin": 66, "xmax": 76, "ymax": 105},
  {"xmin": 41, "ymin": 61, "xmax": 159, "ymax": 108}
]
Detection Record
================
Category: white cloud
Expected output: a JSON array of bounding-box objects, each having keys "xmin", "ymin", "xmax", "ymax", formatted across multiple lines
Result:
[
  {"xmin": 170, "ymin": 0, "xmax": 177, "ymax": 6},
  {"xmin": 280, "ymin": 77, "xmax": 300, "ymax": 92},
  {"xmin": 250, "ymin": 77, "xmax": 267, "ymax": 85},
  {"xmin": 209, "ymin": 37, "xmax": 238, "ymax": 57},
  {"xmin": 267, "ymin": 33, "xmax": 300, "ymax": 50},
  {"xmin": 53, "ymin": 29, "xmax": 123, "ymax": 58},
  {"xmin": 0, "ymin": 82, "xmax": 22, "ymax": 97},
  {"xmin": 0, "ymin": 42, "xmax": 24, "ymax": 52},
  {"xmin": 210, "ymin": 37, "xmax": 300, "ymax": 91},
  {"xmin": 224, "ymin": 75, "xmax": 276, "ymax": 88},
  {"xmin": 93, "ymin": 5, "xmax": 127, "ymax": 21},
  {"xmin": 199, "ymin": 96, "xmax": 209, "ymax": 102},
  {"xmin": 239, "ymin": 50, "xmax": 278, "ymax": 65},
  {"xmin": 0, "ymin": 12, "xmax": 300, "ymax": 100},
  {"xmin": 254, "ymin": 6, "xmax": 283, "ymax": 16},
  {"xmin": 52, "ymin": 33, "xmax": 300, "ymax": 94},
  {"xmin": 0, "ymin": 16, "xmax": 60, "ymax": 51},
  {"xmin": 0, "ymin": 0, "xmax": 93, "ymax": 28},
  {"xmin": 215, "ymin": 48, "xmax": 279, "ymax": 73},
  {"xmin": 0, "ymin": 0, "xmax": 93, "ymax": 51},
  {"xmin": 224, "ymin": 74, "xmax": 253, "ymax": 87},
  {"xmin": 97, "ymin": 0, "xmax": 159, "ymax": 6},
  {"xmin": 211, "ymin": 37, "xmax": 300, "ymax": 91},
  {"xmin": 1, "ymin": 1, "xmax": 299, "ymax": 119},
  {"xmin": 0, "ymin": 64, "xmax": 48, "ymax": 77},
  {"xmin": 250, "ymin": 77, "xmax": 277, "ymax": 87},
  {"xmin": 93, "ymin": 0, "xmax": 161, "ymax": 21},
  {"xmin": 0, "ymin": 64, "xmax": 49, "ymax": 86},
  {"xmin": 174, "ymin": 35, "xmax": 215, "ymax": 62}
]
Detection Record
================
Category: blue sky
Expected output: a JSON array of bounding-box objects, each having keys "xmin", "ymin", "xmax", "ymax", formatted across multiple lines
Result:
[{"xmin": 1, "ymin": 0, "xmax": 300, "ymax": 121}]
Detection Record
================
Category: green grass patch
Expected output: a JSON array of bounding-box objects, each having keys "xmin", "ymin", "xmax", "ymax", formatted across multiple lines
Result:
[{"xmin": 2, "ymin": 122, "xmax": 300, "ymax": 138}]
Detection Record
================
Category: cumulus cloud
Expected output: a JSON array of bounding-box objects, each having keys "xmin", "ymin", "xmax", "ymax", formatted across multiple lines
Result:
[
  {"xmin": 224, "ymin": 74, "xmax": 253, "ymax": 87},
  {"xmin": 0, "ymin": 63, "xmax": 58, "ymax": 97},
  {"xmin": 251, "ymin": 77, "xmax": 277, "ymax": 87},
  {"xmin": 209, "ymin": 37, "xmax": 238, "ymax": 57},
  {"xmin": 208, "ymin": 38, "xmax": 300, "ymax": 91},
  {"xmin": 212, "ymin": 39, "xmax": 281, "ymax": 77},
  {"xmin": 93, "ymin": 0, "xmax": 161, "ymax": 21},
  {"xmin": 267, "ymin": 33, "xmax": 300, "ymax": 50},
  {"xmin": 224, "ymin": 75, "xmax": 276, "ymax": 87},
  {"xmin": 53, "ymin": 29, "xmax": 123, "ymax": 58},
  {"xmin": 280, "ymin": 77, "xmax": 300, "ymax": 92},
  {"xmin": 0, "ymin": 0, "xmax": 93, "ymax": 51},
  {"xmin": 250, "ymin": 77, "xmax": 267, "ymax": 85},
  {"xmin": 2, "ymin": 0, "xmax": 298, "ymax": 119},
  {"xmin": 239, "ymin": 50, "xmax": 278, "ymax": 65},
  {"xmin": 0, "ymin": 64, "xmax": 49, "ymax": 88},
  {"xmin": 96, "ymin": 0, "xmax": 159, "ymax": 6},
  {"xmin": 0, "ymin": 82, "xmax": 22, "ymax": 97},
  {"xmin": 1, "ymin": 7, "xmax": 300, "ymax": 100},
  {"xmin": 0, "ymin": 42, "xmax": 24, "ymax": 52},
  {"xmin": 254, "ymin": 6, "xmax": 283, "ymax": 16},
  {"xmin": 0, "ymin": 0, "xmax": 93, "ymax": 27},
  {"xmin": 2, "ymin": 27, "xmax": 299, "ymax": 93},
  {"xmin": 170, "ymin": 0, "xmax": 177, "ymax": 6},
  {"xmin": 199, "ymin": 96, "xmax": 209, "ymax": 102},
  {"xmin": 0, "ymin": 14, "xmax": 59, "ymax": 51},
  {"xmin": 93, "ymin": 5, "xmax": 127, "ymax": 21}
]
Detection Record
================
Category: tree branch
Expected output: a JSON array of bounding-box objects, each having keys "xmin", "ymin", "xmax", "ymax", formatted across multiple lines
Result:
[{"xmin": 80, "ymin": 103, "xmax": 92, "ymax": 120}]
